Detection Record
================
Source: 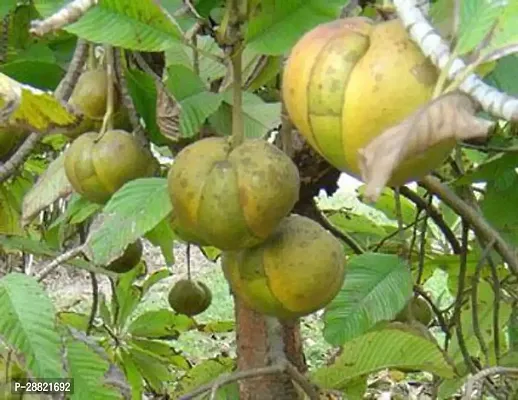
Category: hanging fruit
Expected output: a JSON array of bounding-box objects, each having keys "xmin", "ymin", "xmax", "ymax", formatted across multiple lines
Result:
[
  {"xmin": 167, "ymin": 137, "xmax": 300, "ymax": 250},
  {"xmin": 282, "ymin": 17, "xmax": 453, "ymax": 187},
  {"xmin": 64, "ymin": 129, "xmax": 158, "ymax": 204},
  {"xmin": 222, "ymin": 214, "xmax": 346, "ymax": 319},
  {"xmin": 168, "ymin": 279, "xmax": 212, "ymax": 316}
]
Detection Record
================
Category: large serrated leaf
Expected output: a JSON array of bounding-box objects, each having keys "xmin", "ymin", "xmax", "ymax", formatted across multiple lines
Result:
[
  {"xmin": 245, "ymin": 0, "xmax": 343, "ymax": 55},
  {"xmin": 21, "ymin": 152, "xmax": 73, "ymax": 226},
  {"xmin": 0, "ymin": 184, "xmax": 23, "ymax": 235},
  {"xmin": 0, "ymin": 60, "xmax": 64, "ymax": 91},
  {"xmin": 455, "ymin": 0, "xmax": 505, "ymax": 55},
  {"xmin": 0, "ymin": 273, "xmax": 64, "ymax": 378},
  {"xmin": 0, "ymin": 73, "xmax": 78, "ymax": 132},
  {"xmin": 179, "ymin": 92, "xmax": 223, "ymax": 137},
  {"xmin": 323, "ymin": 253, "xmax": 413, "ymax": 346},
  {"xmin": 127, "ymin": 345, "xmax": 171, "ymax": 394},
  {"xmin": 173, "ymin": 356, "xmax": 236, "ymax": 398},
  {"xmin": 486, "ymin": 2, "xmax": 518, "ymax": 55},
  {"xmin": 34, "ymin": 0, "xmax": 183, "ymax": 52},
  {"xmin": 209, "ymin": 91, "xmax": 281, "ymax": 138},
  {"xmin": 66, "ymin": 337, "xmax": 124, "ymax": 400},
  {"xmin": 128, "ymin": 309, "xmax": 194, "ymax": 338},
  {"xmin": 84, "ymin": 178, "xmax": 172, "ymax": 266},
  {"xmin": 313, "ymin": 325, "xmax": 456, "ymax": 389}
]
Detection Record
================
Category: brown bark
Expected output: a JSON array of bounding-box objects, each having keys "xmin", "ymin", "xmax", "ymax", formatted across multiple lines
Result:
[{"xmin": 235, "ymin": 299, "xmax": 301, "ymax": 400}]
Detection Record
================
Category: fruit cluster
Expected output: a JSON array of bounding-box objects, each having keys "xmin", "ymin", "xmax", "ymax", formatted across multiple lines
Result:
[{"xmin": 167, "ymin": 135, "xmax": 347, "ymax": 319}]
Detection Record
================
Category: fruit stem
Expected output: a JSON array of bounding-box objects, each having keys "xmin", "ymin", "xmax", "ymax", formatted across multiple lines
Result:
[
  {"xmin": 99, "ymin": 44, "xmax": 115, "ymax": 137},
  {"xmin": 230, "ymin": 44, "xmax": 244, "ymax": 148},
  {"xmin": 186, "ymin": 243, "xmax": 191, "ymax": 280}
]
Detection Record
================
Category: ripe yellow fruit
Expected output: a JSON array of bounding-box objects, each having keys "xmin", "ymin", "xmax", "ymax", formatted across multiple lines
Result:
[
  {"xmin": 282, "ymin": 17, "xmax": 454, "ymax": 187},
  {"xmin": 168, "ymin": 279, "xmax": 212, "ymax": 316},
  {"xmin": 64, "ymin": 129, "xmax": 158, "ymax": 204},
  {"xmin": 167, "ymin": 137, "xmax": 300, "ymax": 250},
  {"xmin": 222, "ymin": 214, "xmax": 346, "ymax": 319},
  {"xmin": 105, "ymin": 240, "xmax": 143, "ymax": 273}
]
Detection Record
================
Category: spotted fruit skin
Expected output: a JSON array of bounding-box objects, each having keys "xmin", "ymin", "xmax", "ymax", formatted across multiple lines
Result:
[
  {"xmin": 167, "ymin": 137, "xmax": 300, "ymax": 250},
  {"xmin": 64, "ymin": 129, "xmax": 158, "ymax": 204},
  {"xmin": 282, "ymin": 17, "xmax": 453, "ymax": 186},
  {"xmin": 222, "ymin": 214, "xmax": 346, "ymax": 319}
]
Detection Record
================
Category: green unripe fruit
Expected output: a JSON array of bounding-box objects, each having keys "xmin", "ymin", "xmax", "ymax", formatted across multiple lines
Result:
[
  {"xmin": 105, "ymin": 240, "xmax": 143, "ymax": 273},
  {"xmin": 69, "ymin": 69, "xmax": 119, "ymax": 120},
  {"xmin": 64, "ymin": 129, "xmax": 158, "ymax": 204},
  {"xmin": 222, "ymin": 214, "xmax": 346, "ymax": 319},
  {"xmin": 168, "ymin": 279, "xmax": 212, "ymax": 316},
  {"xmin": 395, "ymin": 296, "xmax": 434, "ymax": 326},
  {"xmin": 167, "ymin": 137, "xmax": 300, "ymax": 250}
]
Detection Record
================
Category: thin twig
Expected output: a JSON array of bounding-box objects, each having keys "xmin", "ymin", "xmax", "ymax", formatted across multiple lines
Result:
[
  {"xmin": 36, "ymin": 246, "xmax": 85, "ymax": 282},
  {"xmin": 398, "ymin": 185, "xmax": 461, "ymax": 254},
  {"xmin": 463, "ymin": 367, "xmax": 518, "ymax": 400},
  {"xmin": 113, "ymin": 48, "xmax": 147, "ymax": 145},
  {"xmin": 471, "ymin": 238, "xmax": 497, "ymax": 367},
  {"xmin": 55, "ymin": 39, "xmax": 89, "ymax": 102},
  {"xmin": 414, "ymin": 286, "xmax": 449, "ymax": 337},
  {"xmin": 0, "ymin": 132, "xmax": 42, "ymax": 183},
  {"xmin": 416, "ymin": 214, "xmax": 429, "ymax": 285},
  {"xmin": 419, "ymin": 176, "xmax": 518, "ymax": 275},
  {"xmin": 30, "ymin": 0, "xmax": 98, "ymax": 37},
  {"xmin": 280, "ymin": 101, "xmax": 294, "ymax": 158},
  {"xmin": 452, "ymin": 220, "xmax": 476, "ymax": 372},
  {"xmin": 317, "ymin": 209, "xmax": 365, "ymax": 255},
  {"xmin": 86, "ymin": 272, "xmax": 99, "ymax": 336}
]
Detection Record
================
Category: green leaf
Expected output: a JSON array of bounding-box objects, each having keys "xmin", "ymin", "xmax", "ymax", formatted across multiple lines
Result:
[
  {"xmin": 21, "ymin": 152, "xmax": 74, "ymax": 226},
  {"xmin": 84, "ymin": 178, "xmax": 172, "ymax": 267},
  {"xmin": 130, "ymin": 338, "xmax": 191, "ymax": 370},
  {"xmin": 448, "ymin": 280, "xmax": 513, "ymax": 364},
  {"xmin": 174, "ymin": 356, "xmax": 236, "ymax": 397},
  {"xmin": 246, "ymin": 0, "xmax": 343, "ymax": 55},
  {"xmin": 486, "ymin": 2, "xmax": 518, "ymax": 55},
  {"xmin": 485, "ymin": 54, "xmax": 518, "ymax": 96},
  {"xmin": 0, "ymin": 184, "xmax": 23, "ymax": 235},
  {"xmin": 313, "ymin": 325, "xmax": 456, "ymax": 389},
  {"xmin": 66, "ymin": 337, "xmax": 123, "ymax": 400},
  {"xmin": 359, "ymin": 186, "xmax": 416, "ymax": 225},
  {"xmin": 117, "ymin": 348, "xmax": 143, "ymax": 399},
  {"xmin": 34, "ymin": 0, "xmax": 183, "ymax": 52},
  {"xmin": 114, "ymin": 267, "xmax": 145, "ymax": 329},
  {"xmin": 0, "ymin": 0, "xmax": 17, "ymax": 19},
  {"xmin": 454, "ymin": 0, "xmax": 504, "ymax": 55},
  {"xmin": 327, "ymin": 212, "xmax": 388, "ymax": 238},
  {"xmin": 455, "ymin": 152, "xmax": 518, "ymax": 185},
  {"xmin": 128, "ymin": 309, "xmax": 194, "ymax": 338},
  {"xmin": 0, "ymin": 235, "xmax": 57, "ymax": 256},
  {"xmin": 209, "ymin": 91, "xmax": 281, "ymax": 138},
  {"xmin": 0, "ymin": 60, "xmax": 64, "ymax": 91},
  {"xmin": 57, "ymin": 311, "xmax": 90, "ymax": 332},
  {"xmin": 179, "ymin": 92, "xmax": 223, "ymax": 137},
  {"xmin": 124, "ymin": 68, "xmax": 166, "ymax": 145},
  {"xmin": 137, "ymin": 268, "xmax": 173, "ymax": 296},
  {"xmin": 323, "ymin": 253, "xmax": 413, "ymax": 345},
  {"xmin": 145, "ymin": 218, "xmax": 175, "ymax": 266},
  {"xmin": 126, "ymin": 345, "xmax": 171, "ymax": 394},
  {"xmin": 480, "ymin": 172, "xmax": 518, "ymax": 246},
  {"xmin": 0, "ymin": 273, "xmax": 64, "ymax": 378},
  {"xmin": 1, "ymin": 73, "xmax": 79, "ymax": 133}
]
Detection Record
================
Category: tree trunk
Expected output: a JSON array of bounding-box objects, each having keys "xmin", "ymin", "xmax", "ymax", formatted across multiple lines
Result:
[{"xmin": 235, "ymin": 298, "xmax": 305, "ymax": 399}]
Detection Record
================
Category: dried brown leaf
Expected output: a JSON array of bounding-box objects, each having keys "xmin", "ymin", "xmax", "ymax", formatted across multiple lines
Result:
[
  {"xmin": 358, "ymin": 92, "xmax": 494, "ymax": 202},
  {"xmin": 156, "ymin": 81, "xmax": 182, "ymax": 142}
]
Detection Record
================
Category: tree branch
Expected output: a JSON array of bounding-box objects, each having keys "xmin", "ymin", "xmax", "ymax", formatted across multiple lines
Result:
[
  {"xmin": 419, "ymin": 176, "xmax": 518, "ymax": 276},
  {"xmin": 463, "ymin": 367, "xmax": 518, "ymax": 400},
  {"xmin": 398, "ymin": 185, "xmax": 461, "ymax": 254},
  {"xmin": 393, "ymin": 0, "xmax": 518, "ymax": 121},
  {"xmin": 36, "ymin": 246, "xmax": 85, "ymax": 282}
]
